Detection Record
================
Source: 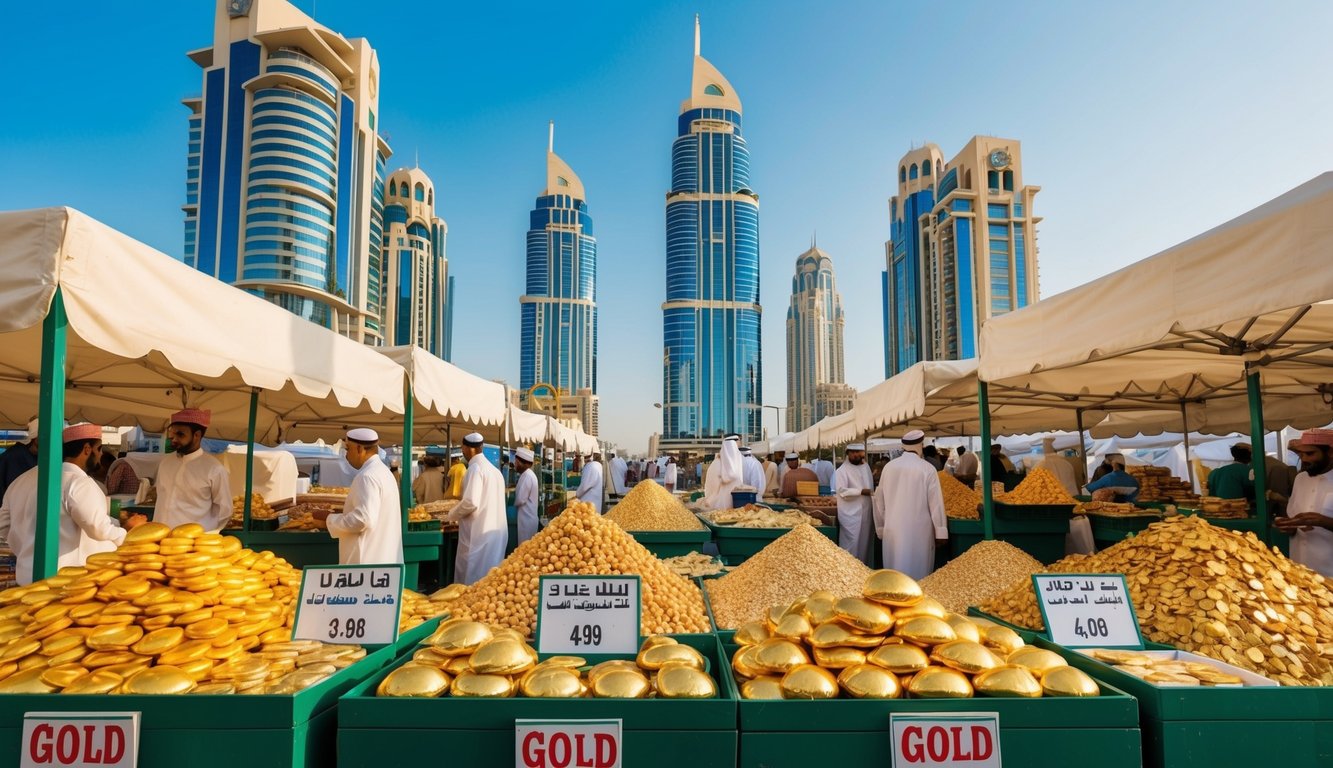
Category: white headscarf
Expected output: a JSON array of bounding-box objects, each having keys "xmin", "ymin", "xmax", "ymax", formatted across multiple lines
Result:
[{"xmin": 716, "ymin": 437, "xmax": 743, "ymax": 483}]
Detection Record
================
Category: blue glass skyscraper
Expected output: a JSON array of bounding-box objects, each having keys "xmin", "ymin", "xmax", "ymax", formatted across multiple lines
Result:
[
  {"xmin": 519, "ymin": 125, "xmax": 597, "ymax": 405},
  {"xmin": 662, "ymin": 19, "xmax": 762, "ymax": 447}
]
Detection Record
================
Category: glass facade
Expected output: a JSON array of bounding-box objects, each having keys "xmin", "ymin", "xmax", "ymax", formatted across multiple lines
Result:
[
  {"xmin": 884, "ymin": 187, "xmax": 934, "ymax": 375},
  {"xmin": 787, "ymin": 249, "xmax": 846, "ymax": 432},
  {"xmin": 380, "ymin": 169, "xmax": 449, "ymax": 358},
  {"xmin": 662, "ymin": 102, "xmax": 762, "ymax": 443},
  {"xmin": 520, "ymin": 189, "xmax": 598, "ymax": 402}
]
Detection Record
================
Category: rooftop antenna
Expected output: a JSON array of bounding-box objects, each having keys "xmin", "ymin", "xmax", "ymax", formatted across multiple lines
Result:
[
  {"xmin": 548, "ymin": 121, "xmax": 554, "ymax": 153},
  {"xmin": 414, "ymin": 148, "xmax": 419, "ymax": 169},
  {"xmin": 694, "ymin": 14, "xmax": 701, "ymax": 57}
]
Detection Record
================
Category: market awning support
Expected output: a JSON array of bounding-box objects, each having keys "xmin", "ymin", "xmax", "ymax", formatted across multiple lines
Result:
[
  {"xmin": 978, "ymin": 380, "xmax": 995, "ymax": 540},
  {"xmin": 400, "ymin": 381, "xmax": 415, "ymax": 531},
  {"xmin": 1075, "ymin": 408, "xmax": 1089, "ymax": 487},
  {"xmin": 1180, "ymin": 403, "xmax": 1195, "ymax": 491},
  {"xmin": 34, "ymin": 289, "xmax": 68, "ymax": 581},
  {"xmin": 243, "ymin": 388, "xmax": 258, "ymax": 530},
  {"xmin": 1247, "ymin": 369, "xmax": 1270, "ymax": 544}
]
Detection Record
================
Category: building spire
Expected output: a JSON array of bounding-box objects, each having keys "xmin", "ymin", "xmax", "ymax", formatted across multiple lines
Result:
[
  {"xmin": 694, "ymin": 14, "xmax": 701, "ymax": 57},
  {"xmin": 414, "ymin": 148, "xmax": 419, "ymax": 169},
  {"xmin": 548, "ymin": 120, "xmax": 554, "ymax": 153}
]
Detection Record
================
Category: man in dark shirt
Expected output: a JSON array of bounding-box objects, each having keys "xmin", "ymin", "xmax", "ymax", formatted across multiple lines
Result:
[{"xmin": 0, "ymin": 419, "xmax": 39, "ymax": 503}]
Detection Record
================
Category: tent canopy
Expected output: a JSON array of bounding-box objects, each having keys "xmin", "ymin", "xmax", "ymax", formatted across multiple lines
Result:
[
  {"xmin": 0, "ymin": 207, "xmax": 405, "ymax": 442},
  {"xmin": 979, "ymin": 174, "xmax": 1333, "ymax": 404}
]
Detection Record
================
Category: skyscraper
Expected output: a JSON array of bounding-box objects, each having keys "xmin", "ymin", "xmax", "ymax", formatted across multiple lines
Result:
[
  {"xmin": 381, "ymin": 167, "xmax": 451, "ymax": 358},
  {"xmin": 883, "ymin": 137, "xmax": 1040, "ymax": 374},
  {"xmin": 786, "ymin": 246, "xmax": 850, "ymax": 433},
  {"xmin": 184, "ymin": 0, "xmax": 389, "ymax": 343},
  {"xmin": 519, "ymin": 124, "xmax": 598, "ymax": 424},
  {"xmin": 661, "ymin": 18, "xmax": 762, "ymax": 449}
]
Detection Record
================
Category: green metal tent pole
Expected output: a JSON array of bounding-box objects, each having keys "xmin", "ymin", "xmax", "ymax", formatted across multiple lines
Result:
[
  {"xmin": 978, "ymin": 381, "xmax": 995, "ymax": 540},
  {"xmin": 34, "ymin": 290, "xmax": 68, "ymax": 581},
  {"xmin": 400, "ymin": 381, "xmax": 415, "ymax": 530},
  {"xmin": 242, "ymin": 389, "xmax": 258, "ymax": 530},
  {"xmin": 1075, "ymin": 408, "xmax": 1089, "ymax": 487},
  {"xmin": 1247, "ymin": 371, "xmax": 1270, "ymax": 544},
  {"xmin": 1180, "ymin": 403, "xmax": 1196, "ymax": 490}
]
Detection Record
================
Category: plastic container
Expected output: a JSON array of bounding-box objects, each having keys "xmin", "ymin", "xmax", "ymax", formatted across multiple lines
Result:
[
  {"xmin": 730, "ymin": 491, "xmax": 758, "ymax": 507},
  {"xmin": 1040, "ymin": 637, "xmax": 1333, "ymax": 768},
  {"xmin": 337, "ymin": 634, "xmax": 737, "ymax": 768}
]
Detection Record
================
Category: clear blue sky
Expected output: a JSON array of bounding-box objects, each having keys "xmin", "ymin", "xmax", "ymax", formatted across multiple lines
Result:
[{"xmin": 3, "ymin": 0, "xmax": 1331, "ymax": 454}]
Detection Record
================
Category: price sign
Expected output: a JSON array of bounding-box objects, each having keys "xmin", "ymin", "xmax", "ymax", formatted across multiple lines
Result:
[
  {"xmin": 515, "ymin": 719, "xmax": 621, "ymax": 768},
  {"xmin": 292, "ymin": 564, "xmax": 403, "ymax": 646},
  {"xmin": 1032, "ymin": 573, "xmax": 1144, "ymax": 649},
  {"xmin": 535, "ymin": 576, "xmax": 640, "ymax": 657},
  {"xmin": 21, "ymin": 712, "xmax": 139, "ymax": 768},
  {"xmin": 890, "ymin": 713, "xmax": 1000, "ymax": 767}
]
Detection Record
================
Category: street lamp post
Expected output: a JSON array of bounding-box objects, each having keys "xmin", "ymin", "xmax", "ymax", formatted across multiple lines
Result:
[{"xmin": 760, "ymin": 404, "xmax": 785, "ymax": 441}]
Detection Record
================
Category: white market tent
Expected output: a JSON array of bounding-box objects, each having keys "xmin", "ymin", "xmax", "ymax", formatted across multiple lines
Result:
[{"xmin": 0, "ymin": 207, "xmax": 407, "ymax": 442}]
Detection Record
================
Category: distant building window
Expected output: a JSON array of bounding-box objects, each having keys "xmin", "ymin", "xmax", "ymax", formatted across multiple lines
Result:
[
  {"xmin": 428, "ymin": 190, "xmax": 433, "ymax": 205},
  {"xmin": 987, "ymin": 170, "xmax": 999, "ymax": 189},
  {"xmin": 388, "ymin": 181, "xmax": 396, "ymax": 196},
  {"xmin": 415, "ymin": 183, "xmax": 425, "ymax": 202},
  {"xmin": 899, "ymin": 166, "xmax": 906, "ymax": 183},
  {"xmin": 922, "ymin": 161, "xmax": 931, "ymax": 177},
  {"xmin": 557, "ymin": 176, "xmax": 570, "ymax": 187},
  {"xmin": 704, "ymin": 84, "xmax": 724, "ymax": 96},
  {"xmin": 909, "ymin": 164, "xmax": 919, "ymax": 180},
  {"xmin": 1003, "ymin": 170, "xmax": 1014, "ymax": 191}
]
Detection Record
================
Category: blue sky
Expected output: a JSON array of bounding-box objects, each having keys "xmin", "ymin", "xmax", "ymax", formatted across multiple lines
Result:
[{"xmin": 3, "ymin": 0, "xmax": 1331, "ymax": 453}]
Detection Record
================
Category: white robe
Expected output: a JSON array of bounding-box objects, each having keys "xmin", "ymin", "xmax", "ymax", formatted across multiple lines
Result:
[
  {"xmin": 873, "ymin": 452, "xmax": 947, "ymax": 580},
  {"xmin": 763, "ymin": 461, "xmax": 779, "ymax": 497},
  {"xmin": 664, "ymin": 463, "xmax": 678, "ymax": 488},
  {"xmin": 1288, "ymin": 470, "xmax": 1333, "ymax": 577},
  {"xmin": 812, "ymin": 459, "xmax": 836, "ymax": 489},
  {"xmin": 447, "ymin": 454, "xmax": 508, "ymax": 584},
  {"xmin": 326, "ymin": 455, "xmax": 403, "ymax": 566},
  {"xmin": 609, "ymin": 457, "xmax": 628, "ymax": 495},
  {"xmin": 1037, "ymin": 455, "xmax": 1092, "ymax": 555},
  {"xmin": 834, "ymin": 460, "xmax": 876, "ymax": 566},
  {"xmin": 575, "ymin": 461, "xmax": 604, "ymax": 513},
  {"xmin": 514, "ymin": 468, "xmax": 540, "ymax": 544},
  {"xmin": 153, "ymin": 449, "xmax": 232, "ymax": 532},
  {"xmin": 703, "ymin": 442, "xmax": 745, "ymax": 510},
  {"xmin": 741, "ymin": 456, "xmax": 766, "ymax": 493},
  {"xmin": 0, "ymin": 463, "xmax": 126, "ymax": 585}
]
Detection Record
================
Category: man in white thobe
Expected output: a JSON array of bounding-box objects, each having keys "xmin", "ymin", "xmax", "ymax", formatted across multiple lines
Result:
[
  {"xmin": 445, "ymin": 432, "xmax": 508, "ymax": 584},
  {"xmin": 153, "ymin": 408, "xmax": 231, "ymax": 532},
  {"xmin": 664, "ymin": 457, "xmax": 679, "ymax": 493},
  {"xmin": 1275, "ymin": 429, "xmax": 1333, "ymax": 577},
  {"xmin": 1034, "ymin": 436, "xmax": 1093, "ymax": 555},
  {"xmin": 513, "ymin": 448, "xmax": 540, "ymax": 545},
  {"xmin": 740, "ymin": 447, "xmax": 766, "ymax": 493},
  {"xmin": 315, "ymin": 428, "xmax": 403, "ymax": 566},
  {"xmin": 0, "ymin": 423, "xmax": 148, "ymax": 585},
  {"xmin": 873, "ymin": 430, "xmax": 947, "ymax": 580},
  {"xmin": 761, "ymin": 453, "xmax": 780, "ymax": 498},
  {"xmin": 703, "ymin": 435, "xmax": 745, "ymax": 509},
  {"xmin": 576, "ymin": 452, "xmax": 605, "ymax": 513},
  {"xmin": 834, "ymin": 443, "xmax": 876, "ymax": 566},
  {"xmin": 608, "ymin": 453, "xmax": 628, "ymax": 496},
  {"xmin": 811, "ymin": 455, "xmax": 836, "ymax": 490}
]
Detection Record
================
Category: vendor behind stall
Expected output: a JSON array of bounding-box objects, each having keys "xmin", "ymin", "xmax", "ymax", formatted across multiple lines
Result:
[
  {"xmin": 0, "ymin": 423, "xmax": 147, "ymax": 584},
  {"xmin": 1276, "ymin": 429, "xmax": 1333, "ymax": 577},
  {"xmin": 154, "ymin": 409, "xmax": 231, "ymax": 532},
  {"xmin": 0, "ymin": 418, "xmax": 40, "ymax": 503},
  {"xmin": 1084, "ymin": 458, "xmax": 1141, "ymax": 503},
  {"xmin": 313, "ymin": 428, "xmax": 403, "ymax": 565},
  {"xmin": 446, "ymin": 450, "xmax": 466, "ymax": 499},
  {"xmin": 412, "ymin": 452, "xmax": 449, "ymax": 504},
  {"xmin": 1207, "ymin": 443, "xmax": 1254, "ymax": 500}
]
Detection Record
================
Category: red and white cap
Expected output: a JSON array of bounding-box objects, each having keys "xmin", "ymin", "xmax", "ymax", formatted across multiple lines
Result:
[
  {"xmin": 62, "ymin": 423, "xmax": 102, "ymax": 443},
  {"xmin": 1300, "ymin": 428, "xmax": 1333, "ymax": 447},
  {"xmin": 170, "ymin": 408, "xmax": 211, "ymax": 428}
]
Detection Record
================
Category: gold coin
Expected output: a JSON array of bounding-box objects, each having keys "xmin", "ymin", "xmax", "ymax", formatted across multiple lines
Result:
[
  {"xmin": 40, "ymin": 663, "xmax": 89, "ymax": 689},
  {"xmin": 0, "ymin": 639, "xmax": 41, "ymax": 662},
  {"xmin": 103, "ymin": 575, "xmax": 152, "ymax": 600},
  {"xmin": 177, "ymin": 657, "xmax": 215, "ymax": 681},
  {"xmin": 60, "ymin": 670, "xmax": 124, "ymax": 694},
  {"xmin": 159, "ymin": 639, "xmax": 214, "ymax": 666},
  {"xmin": 125, "ymin": 522, "xmax": 172, "ymax": 543},
  {"xmin": 29, "ymin": 616, "xmax": 75, "ymax": 641},
  {"xmin": 47, "ymin": 647, "xmax": 89, "ymax": 666},
  {"xmin": 82, "ymin": 650, "xmax": 138, "ymax": 668},
  {"xmin": 87, "ymin": 624, "xmax": 145, "ymax": 650},
  {"xmin": 133, "ymin": 627, "xmax": 186, "ymax": 656}
]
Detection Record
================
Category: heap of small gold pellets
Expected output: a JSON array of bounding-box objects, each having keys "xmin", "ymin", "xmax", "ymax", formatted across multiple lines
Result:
[
  {"xmin": 446, "ymin": 502, "xmax": 709, "ymax": 636},
  {"xmin": 706, "ymin": 525, "xmax": 870, "ymax": 629},
  {"xmin": 938, "ymin": 471, "xmax": 981, "ymax": 519},
  {"xmin": 0, "ymin": 522, "xmax": 366, "ymax": 695},
  {"xmin": 398, "ymin": 586, "xmax": 458, "ymax": 632},
  {"xmin": 606, "ymin": 481, "xmax": 705, "ymax": 531},
  {"xmin": 979, "ymin": 516, "xmax": 1333, "ymax": 686},
  {"xmin": 377, "ymin": 621, "xmax": 717, "ymax": 699},
  {"xmin": 998, "ymin": 468, "xmax": 1077, "ymax": 506},
  {"xmin": 920, "ymin": 541, "xmax": 1043, "ymax": 614}
]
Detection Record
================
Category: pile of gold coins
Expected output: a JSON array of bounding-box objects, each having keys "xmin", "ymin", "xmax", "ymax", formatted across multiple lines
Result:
[
  {"xmin": 1076, "ymin": 501, "xmax": 1164, "ymax": 518},
  {"xmin": 997, "ymin": 469, "xmax": 1077, "ymax": 506},
  {"xmin": 606, "ymin": 481, "xmax": 706, "ymax": 531},
  {"xmin": 0, "ymin": 522, "xmax": 367, "ymax": 695},
  {"xmin": 979, "ymin": 516, "xmax": 1333, "ymax": 686},
  {"xmin": 1086, "ymin": 649, "xmax": 1250, "ymax": 686},
  {"xmin": 445, "ymin": 502, "xmax": 710, "ymax": 636},
  {"xmin": 730, "ymin": 569, "xmax": 1100, "ymax": 700},
  {"xmin": 227, "ymin": 493, "xmax": 276, "ymax": 529},
  {"xmin": 377, "ymin": 620, "xmax": 717, "ymax": 699},
  {"xmin": 706, "ymin": 525, "xmax": 869, "ymax": 629},
  {"xmin": 661, "ymin": 552, "xmax": 726, "ymax": 579},
  {"xmin": 698, "ymin": 507, "xmax": 820, "ymax": 528},
  {"xmin": 399, "ymin": 586, "xmax": 459, "ymax": 632},
  {"xmin": 938, "ymin": 471, "xmax": 981, "ymax": 519}
]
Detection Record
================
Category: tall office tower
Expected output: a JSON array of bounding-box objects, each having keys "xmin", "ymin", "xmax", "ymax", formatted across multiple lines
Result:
[
  {"xmin": 381, "ymin": 167, "xmax": 450, "ymax": 357},
  {"xmin": 519, "ymin": 124, "xmax": 598, "ymax": 422},
  {"xmin": 661, "ymin": 18, "xmax": 762, "ymax": 450},
  {"xmin": 183, "ymin": 0, "xmax": 390, "ymax": 343},
  {"xmin": 786, "ymin": 246, "xmax": 849, "ymax": 433},
  {"xmin": 882, "ymin": 137, "xmax": 1040, "ymax": 374}
]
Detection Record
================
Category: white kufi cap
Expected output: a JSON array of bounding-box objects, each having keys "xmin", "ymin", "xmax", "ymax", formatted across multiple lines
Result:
[
  {"xmin": 515, "ymin": 447, "xmax": 535, "ymax": 463},
  {"xmin": 346, "ymin": 427, "xmax": 379, "ymax": 442}
]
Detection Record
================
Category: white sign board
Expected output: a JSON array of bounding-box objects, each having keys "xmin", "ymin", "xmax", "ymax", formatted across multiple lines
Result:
[
  {"xmin": 20, "ymin": 712, "xmax": 140, "ymax": 768},
  {"xmin": 1032, "ymin": 573, "xmax": 1144, "ymax": 649},
  {"xmin": 890, "ymin": 713, "xmax": 1000, "ymax": 768},
  {"xmin": 515, "ymin": 719, "xmax": 622, "ymax": 768},
  {"xmin": 535, "ymin": 576, "xmax": 640, "ymax": 656},
  {"xmin": 293, "ymin": 564, "xmax": 403, "ymax": 646}
]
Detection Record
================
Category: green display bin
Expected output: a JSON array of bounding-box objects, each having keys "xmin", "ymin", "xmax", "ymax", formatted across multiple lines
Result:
[
  {"xmin": 947, "ymin": 518, "xmax": 984, "ymax": 558},
  {"xmin": 240, "ymin": 530, "xmax": 440, "ymax": 591},
  {"xmin": 337, "ymin": 634, "xmax": 737, "ymax": 768},
  {"xmin": 724, "ymin": 631, "xmax": 1141, "ymax": 768},
  {"xmin": 0, "ymin": 638, "xmax": 402, "ymax": 768},
  {"xmin": 1087, "ymin": 513, "xmax": 1163, "ymax": 547},
  {"xmin": 1039, "ymin": 637, "xmax": 1333, "ymax": 768},
  {"xmin": 993, "ymin": 516, "xmax": 1070, "ymax": 564},
  {"xmin": 701, "ymin": 519, "xmax": 836, "ymax": 566},
  {"xmin": 626, "ymin": 529, "xmax": 712, "ymax": 558}
]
